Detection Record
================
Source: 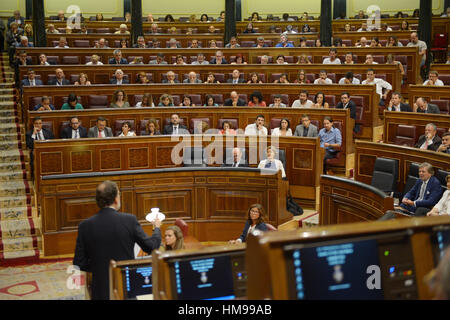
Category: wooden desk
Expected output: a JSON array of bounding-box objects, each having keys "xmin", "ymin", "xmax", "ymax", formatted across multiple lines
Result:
[
  {"xmin": 383, "ymin": 111, "xmax": 450, "ymax": 145},
  {"xmin": 408, "ymin": 84, "xmax": 450, "ymax": 102},
  {"xmin": 22, "ymin": 83, "xmax": 373, "ymax": 141},
  {"xmin": 19, "ymin": 63, "xmax": 402, "ymax": 95},
  {"xmin": 39, "ymin": 167, "xmax": 290, "ymax": 256},
  {"xmin": 246, "ymin": 215, "xmax": 450, "ymax": 300},
  {"xmin": 319, "ymin": 174, "xmax": 394, "ymax": 225},
  {"xmin": 355, "ymin": 140, "xmax": 450, "ymax": 194}
]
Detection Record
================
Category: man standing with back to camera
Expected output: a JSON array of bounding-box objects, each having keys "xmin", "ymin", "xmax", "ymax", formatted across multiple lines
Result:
[{"xmin": 73, "ymin": 180, "xmax": 162, "ymax": 300}]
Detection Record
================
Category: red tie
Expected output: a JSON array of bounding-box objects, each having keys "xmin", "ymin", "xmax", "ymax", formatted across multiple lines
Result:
[{"xmin": 98, "ymin": 130, "xmax": 102, "ymax": 138}]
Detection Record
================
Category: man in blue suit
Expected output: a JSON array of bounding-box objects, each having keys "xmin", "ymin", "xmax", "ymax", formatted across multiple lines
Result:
[
  {"xmin": 22, "ymin": 69, "xmax": 43, "ymax": 86},
  {"xmin": 108, "ymin": 49, "xmax": 128, "ymax": 64},
  {"xmin": 396, "ymin": 162, "xmax": 443, "ymax": 216}
]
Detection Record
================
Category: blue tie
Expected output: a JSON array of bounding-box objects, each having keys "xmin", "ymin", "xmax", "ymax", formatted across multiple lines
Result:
[{"xmin": 265, "ymin": 161, "xmax": 273, "ymax": 169}]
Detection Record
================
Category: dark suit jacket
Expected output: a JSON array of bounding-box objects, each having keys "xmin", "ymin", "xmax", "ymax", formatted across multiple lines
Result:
[
  {"xmin": 226, "ymin": 78, "xmax": 245, "ymax": 84},
  {"xmin": 60, "ymin": 126, "xmax": 88, "ymax": 139},
  {"xmin": 109, "ymin": 78, "xmax": 130, "ymax": 85},
  {"xmin": 293, "ymin": 124, "xmax": 319, "ymax": 137},
  {"xmin": 224, "ymin": 98, "xmax": 246, "ymax": 106},
  {"xmin": 162, "ymin": 79, "xmax": 180, "ymax": 84},
  {"xmin": 222, "ymin": 160, "xmax": 249, "ymax": 167},
  {"xmin": 387, "ymin": 102, "xmax": 412, "ymax": 112},
  {"xmin": 73, "ymin": 207, "xmax": 162, "ymax": 300},
  {"xmin": 209, "ymin": 58, "xmax": 229, "ymax": 64},
  {"xmin": 7, "ymin": 16, "xmax": 25, "ymax": 28},
  {"xmin": 132, "ymin": 44, "xmax": 148, "ymax": 48},
  {"xmin": 21, "ymin": 79, "xmax": 43, "ymax": 86},
  {"xmin": 26, "ymin": 128, "xmax": 54, "ymax": 150},
  {"xmin": 238, "ymin": 221, "xmax": 268, "ymax": 243},
  {"xmin": 108, "ymin": 57, "xmax": 129, "ymax": 64},
  {"xmin": 336, "ymin": 100, "xmax": 356, "ymax": 120},
  {"xmin": 415, "ymin": 134, "xmax": 442, "ymax": 151},
  {"xmin": 401, "ymin": 176, "xmax": 443, "ymax": 211},
  {"xmin": 162, "ymin": 124, "xmax": 189, "ymax": 135},
  {"xmin": 417, "ymin": 103, "xmax": 440, "ymax": 114},
  {"xmin": 48, "ymin": 78, "xmax": 71, "ymax": 85},
  {"xmin": 88, "ymin": 126, "xmax": 114, "ymax": 138}
]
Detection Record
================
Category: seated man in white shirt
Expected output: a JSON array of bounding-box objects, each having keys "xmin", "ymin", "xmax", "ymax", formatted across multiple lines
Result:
[
  {"xmin": 338, "ymin": 71, "xmax": 360, "ymax": 84},
  {"xmin": 244, "ymin": 114, "xmax": 268, "ymax": 136},
  {"xmin": 269, "ymin": 94, "xmax": 287, "ymax": 107},
  {"xmin": 86, "ymin": 54, "xmax": 104, "ymax": 65},
  {"xmin": 364, "ymin": 54, "xmax": 378, "ymax": 65},
  {"xmin": 313, "ymin": 70, "xmax": 333, "ymax": 84},
  {"xmin": 362, "ymin": 68, "xmax": 392, "ymax": 106},
  {"xmin": 322, "ymin": 48, "xmax": 341, "ymax": 64},
  {"xmin": 357, "ymin": 22, "xmax": 369, "ymax": 32},
  {"xmin": 423, "ymin": 71, "xmax": 445, "ymax": 86},
  {"xmin": 356, "ymin": 37, "xmax": 370, "ymax": 47},
  {"xmin": 55, "ymin": 37, "xmax": 69, "ymax": 48},
  {"xmin": 427, "ymin": 174, "xmax": 450, "ymax": 216},
  {"xmin": 292, "ymin": 90, "xmax": 314, "ymax": 108},
  {"xmin": 258, "ymin": 146, "xmax": 286, "ymax": 178}
]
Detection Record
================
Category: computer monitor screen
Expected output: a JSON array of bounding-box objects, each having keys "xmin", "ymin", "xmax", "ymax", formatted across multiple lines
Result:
[
  {"xmin": 122, "ymin": 265, "xmax": 153, "ymax": 299},
  {"xmin": 285, "ymin": 238, "xmax": 384, "ymax": 300},
  {"xmin": 170, "ymin": 254, "xmax": 235, "ymax": 300},
  {"xmin": 430, "ymin": 226, "xmax": 450, "ymax": 265}
]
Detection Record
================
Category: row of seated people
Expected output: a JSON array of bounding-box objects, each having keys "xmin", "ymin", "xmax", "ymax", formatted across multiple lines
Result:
[
  {"xmin": 393, "ymin": 123, "xmax": 450, "ymax": 153},
  {"xmin": 29, "ymin": 90, "xmax": 361, "ymax": 110},
  {"xmin": 17, "ymin": 48, "xmax": 412, "ymax": 68},
  {"xmin": 22, "ymin": 65, "xmax": 398, "ymax": 86},
  {"xmin": 26, "ymin": 113, "xmax": 343, "ymax": 174},
  {"xmin": 39, "ymin": 31, "xmax": 422, "ymax": 49}
]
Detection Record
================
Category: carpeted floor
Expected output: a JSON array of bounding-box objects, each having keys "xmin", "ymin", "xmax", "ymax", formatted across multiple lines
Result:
[{"xmin": 0, "ymin": 259, "xmax": 85, "ymax": 300}]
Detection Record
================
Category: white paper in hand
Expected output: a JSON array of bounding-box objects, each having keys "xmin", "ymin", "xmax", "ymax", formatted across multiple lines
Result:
[{"xmin": 145, "ymin": 207, "xmax": 165, "ymax": 222}]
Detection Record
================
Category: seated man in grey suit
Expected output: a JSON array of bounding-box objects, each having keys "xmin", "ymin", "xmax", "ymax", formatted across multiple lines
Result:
[
  {"xmin": 222, "ymin": 148, "xmax": 248, "ymax": 167},
  {"xmin": 293, "ymin": 114, "xmax": 318, "ymax": 137},
  {"xmin": 183, "ymin": 71, "xmax": 202, "ymax": 84},
  {"xmin": 22, "ymin": 69, "xmax": 43, "ymax": 86},
  {"xmin": 149, "ymin": 53, "xmax": 168, "ymax": 64},
  {"xmin": 88, "ymin": 116, "xmax": 114, "ymax": 138},
  {"xmin": 414, "ymin": 123, "xmax": 442, "ymax": 152},
  {"xmin": 61, "ymin": 116, "xmax": 88, "ymax": 139},
  {"xmin": 109, "ymin": 69, "xmax": 129, "ymax": 85},
  {"xmin": 413, "ymin": 97, "xmax": 440, "ymax": 114}
]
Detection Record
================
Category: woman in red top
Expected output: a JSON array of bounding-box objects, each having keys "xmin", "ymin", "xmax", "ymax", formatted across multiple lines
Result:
[{"xmin": 248, "ymin": 91, "xmax": 266, "ymax": 107}]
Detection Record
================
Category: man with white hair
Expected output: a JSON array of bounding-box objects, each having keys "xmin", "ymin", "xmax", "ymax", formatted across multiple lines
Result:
[
  {"xmin": 260, "ymin": 55, "xmax": 270, "ymax": 64},
  {"xmin": 133, "ymin": 36, "xmax": 148, "ymax": 48},
  {"xmin": 109, "ymin": 69, "xmax": 129, "ymax": 85},
  {"xmin": 114, "ymin": 24, "xmax": 130, "ymax": 34},
  {"xmin": 17, "ymin": 36, "xmax": 33, "ymax": 48},
  {"xmin": 54, "ymin": 37, "xmax": 69, "ymax": 48},
  {"xmin": 95, "ymin": 38, "xmax": 110, "ymax": 49},
  {"xmin": 222, "ymin": 148, "xmax": 248, "ymax": 167},
  {"xmin": 183, "ymin": 71, "xmax": 202, "ymax": 83},
  {"xmin": 415, "ymin": 123, "xmax": 442, "ymax": 151}
]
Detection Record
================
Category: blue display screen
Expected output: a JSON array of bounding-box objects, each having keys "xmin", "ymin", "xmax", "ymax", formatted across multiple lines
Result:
[
  {"xmin": 123, "ymin": 265, "xmax": 153, "ymax": 299},
  {"xmin": 288, "ymin": 239, "xmax": 384, "ymax": 300}
]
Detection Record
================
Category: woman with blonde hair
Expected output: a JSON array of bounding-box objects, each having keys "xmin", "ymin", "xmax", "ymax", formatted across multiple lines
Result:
[
  {"xmin": 297, "ymin": 54, "xmax": 311, "ymax": 65},
  {"xmin": 74, "ymin": 73, "xmax": 91, "ymax": 86},
  {"xmin": 162, "ymin": 225, "xmax": 185, "ymax": 251},
  {"xmin": 23, "ymin": 24, "xmax": 33, "ymax": 41},
  {"xmin": 110, "ymin": 89, "xmax": 130, "ymax": 108}
]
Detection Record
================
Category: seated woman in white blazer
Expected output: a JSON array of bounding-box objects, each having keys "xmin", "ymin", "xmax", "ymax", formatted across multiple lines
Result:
[
  {"xmin": 258, "ymin": 146, "xmax": 286, "ymax": 178},
  {"xmin": 271, "ymin": 118, "xmax": 292, "ymax": 136}
]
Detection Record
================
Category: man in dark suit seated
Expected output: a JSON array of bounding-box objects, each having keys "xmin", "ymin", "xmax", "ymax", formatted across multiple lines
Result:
[
  {"xmin": 253, "ymin": 36, "xmax": 269, "ymax": 48},
  {"xmin": 163, "ymin": 114, "xmax": 189, "ymax": 135},
  {"xmin": 336, "ymin": 92, "xmax": 359, "ymax": 133},
  {"xmin": 222, "ymin": 148, "xmax": 248, "ymax": 167},
  {"xmin": 386, "ymin": 92, "xmax": 412, "ymax": 112},
  {"xmin": 209, "ymin": 50, "xmax": 228, "ymax": 64},
  {"xmin": 132, "ymin": 36, "xmax": 148, "ymax": 48},
  {"xmin": 17, "ymin": 36, "xmax": 33, "ymax": 48},
  {"xmin": 227, "ymin": 69, "xmax": 245, "ymax": 84},
  {"xmin": 224, "ymin": 91, "xmax": 246, "ymax": 106},
  {"xmin": 88, "ymin": 117, "xmax": 114, "ymax": 138},
  {"xmin": 61, "ymin": 116, "xmax": 88, "ymax": 139},
  {"xmin": 73, "ymin": 180, "xmax": 162, "ymax": 300},
  {"xmin": 48, "ymin": 68, "xmax": 71, "ymax": 85},
  {"xmin": 293, "ymin": 114, "xmax": 318, "ymax": 137},
  {"xmin": 413, "ymin": 97, "xmax": 440, "ymax": 114},
  {"xmin": 26, "ymin": 116, "xmax": 54, "ymax": 176},
  {"xmin": 109, "ymin": 69, "xmax": 129, "ymax": 85},
  {"xmin": 14, "ymin": 50, "xmax": 32, "ymax": 67},
  {"xmin": 162, "ymin": 71, "xmax": 180, "ymax": 84},
  {"xmin": 108, "ymin": 49, "xmax": 128, "ymax": 64},
  {"xmin": 414, "ymin": 123, "xmax": 442, "ymax": 152},
  {"xmin": 22, "ymin": 69, "xmax": 42, "ymax": 86},
  {"xmin": 395, "ymin": 162, "xmax": 443, "ymax": 216},
  {"xmin": 7, "ymin": 10, "xmax": 25, "ymax": 29}
]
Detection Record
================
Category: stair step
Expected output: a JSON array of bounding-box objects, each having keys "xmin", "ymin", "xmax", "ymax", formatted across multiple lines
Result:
[
  {"xmin": 0, "ymin": 237, "xmax": 42, "ymax": 254},
  {"xmin": 0, "ymin": 181, "xmax": 30, "ymax": 197},
  {"xmin": 0, "ymin": 206, "xmax": 35, "ymax": 220},
  {"xmin": 1, "ymin": 217, "xmax": 41, "ymax": 239},
  {"xmin": 0, "ymin": 171, "xmax": 26, "ymax": 181},
  {"xmin": 0, "ymin": 133, "xmax": 20, "ymax": 143}
]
